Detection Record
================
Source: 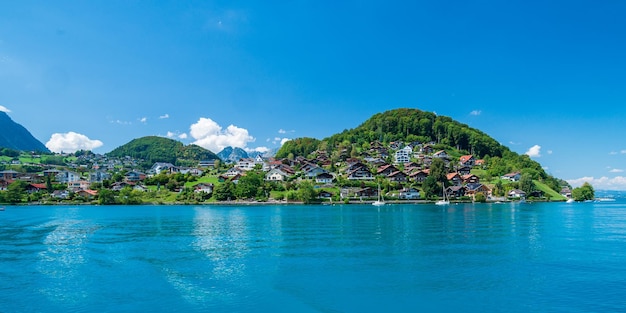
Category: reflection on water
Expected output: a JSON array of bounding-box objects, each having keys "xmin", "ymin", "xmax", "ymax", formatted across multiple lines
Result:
[
  {"xmin": 3, "ymin": 202, "xmax": 626, "ymax": 312},
  {"xmin": 36, "ymin": 207, "xmax": 99, "ymax": 304}
]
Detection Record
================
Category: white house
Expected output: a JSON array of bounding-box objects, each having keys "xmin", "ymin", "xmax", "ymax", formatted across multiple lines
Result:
[
  {"xmin": 394, "ymin": 146, "xmax": 412, "ymax": 164},
  {"xmin": 265, "ymin": 168, "xmax": 288, "ymax": 181},
  {"xmin": 56, "ymin": 170, "xmax": 81, "ymax": 183}
]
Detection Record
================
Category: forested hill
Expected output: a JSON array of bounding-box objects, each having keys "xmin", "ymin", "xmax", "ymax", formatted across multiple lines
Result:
[
  {"xmin": 277, "ymin": 108, "xmax": 563, "ymax": 188},
  {"xmin": 0, "ymin": 112, "xmax": 49, "ymax": 152},
  {"xmin": 106, "ymin": 136, "xmax": 220, "ymax": 169}
]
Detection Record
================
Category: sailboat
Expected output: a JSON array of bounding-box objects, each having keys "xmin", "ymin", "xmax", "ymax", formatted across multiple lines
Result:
[
  {"xmin": 435, "ymin": 184, "xmax": 450, "ymax": 205},
  {"xmin": 372, "ymin": 183, "xmax": 385, "ymax": 206}
]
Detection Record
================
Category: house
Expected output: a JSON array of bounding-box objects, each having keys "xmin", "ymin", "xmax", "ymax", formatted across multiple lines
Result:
[
  {"xmin": 447, "ymin": 185, "xmax": 466, "ymax": 198},
  {"xmin": 76, "ymin": 189, "xmax": 98, "ymax": 199},
  {"xmin": 194, "ymin": 183, "xmax": 214, "ymax": 194},
  {"xmin": 318, "ymin": 190, "xmax": 334, "ymax": 199},
  {"xmin": 465, "ymin": 183, "xmax": 491, "ymax": 198},
  {"xmin": 316, "ymin": 172, "xmax": 334, "ymax": 184},
  {"xmin": 198, "ymin": 159, "xmax": 217, "ymax": 168},
  {"xmin": 394, "ymin": 146, "xmax": 413, "ymax": 164},
  {"xmin": 475, "ymin": 159, "xmax": 486, "ymax": 167},
  {"xmin": 111, "ymin": 182, "xmax": 131, "ymax": 191},
  {"xmin": 508, "ymin": 189, "xmax": 527, "ymax": 198},
  {"xmin": 224, "ymin": 167, "xmax": 244, "ymax": 177},
  {"xmin": 68, "ymin": 180, "xmax": 91, "ymax": 191},
  {"xmin": 237, "ymin": 158, "xmax": 257, "ymax": 171},
  {"xmin": 377, "ymin": 164, "xmax": 399, "ymax": 176},
  {"xmin": 125, "ymin": 171, "xmax": 145, "ymax": 183},
  {"xmin": 388, "ymin": 171, "xmax": 408, "ymax": 182},
  {"xmin": 462, "ymin": 174, "xmax": 480, "ymax": 184},
  {"xmin": 355, "ymin": 187, "xmax": 377, "ymax": 197},
  {"xmin": 447, "ymin": 172, "xmax": 463, "ymax": 186},
  {"xmin": 150, "ymin": 162, "xmax": 178, "ymax": 175},
  {"xmin": 398, "ymin": 188, "xmax": 420, "ymax": 200},
  {"xmin": 410, "ymin": 170, "xmax": 429, "ymax": 183},
  {"xmin": 346, "ymin": 163, "xmax": 374, "ymax": 180},
  {"xmin": 459, "ymin": 155, "xmax": 475, "ymax": 167},
  {"xmin": 55, "ymin": 170, "xmax": 81, "ymax": 183},
  {"xmin": 26, "ymin": 183, "xmax": 47, "ymax": 193},
  {"xmin": 51, "ymin": 190, "xmax": 70, "ymax": 199},
  {"xmin": 90, "ymin": 170, "xmax": 111, "ymax": 183},
  {"xmin": 457, "ymin": 166, "xmax": 472, "ymax": 176},
  {"xmin": 560, "ymin": 187, "xmax": 572, "ymax": 198},
  {"xmin": 433, "ymin": 150, "xmax": 448, "ymax": 159},
  {"xmin": 265, "ymin": 168, "xmax": 289, "ymax": 181},
  {"xmin": 420, "ymin": 145, "xmax": 434, "ymax": 154},
  {"xmin": 304, "ymin": 166, "xmax": 327, "ymax": 179},
  {"xmin": 501, "ymin": 172, "xmax": 521, "ymax": 182}
]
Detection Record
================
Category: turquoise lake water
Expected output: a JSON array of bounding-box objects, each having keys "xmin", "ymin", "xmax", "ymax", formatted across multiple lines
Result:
[{"xmin": 2, "ymin": 201, "xmax": 626, "ymax": 312}]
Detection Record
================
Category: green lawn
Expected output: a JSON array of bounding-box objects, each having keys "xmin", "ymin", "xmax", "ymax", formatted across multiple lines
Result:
[{"xmin": 534, "ymin": 180, "xmax": 566, "ymax": 201}]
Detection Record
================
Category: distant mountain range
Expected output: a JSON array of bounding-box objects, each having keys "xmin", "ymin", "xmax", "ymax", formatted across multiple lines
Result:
[
  {"xmin": 217, "ymin": 146, "xmax": 249, "ymax": 163},
  {"xmin": 0, "ymin": 112, "xmax": 49, "ymax": 152}
]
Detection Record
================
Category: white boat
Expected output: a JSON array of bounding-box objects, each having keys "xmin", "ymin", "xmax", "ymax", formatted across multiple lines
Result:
[
  {"xmin": 566, "ymin": 198, "xmax": 575, "ymax": 203},
  {"xmin": 372, "ymin": 183, "xmax": 385, "ymax": 206},
  {"xmin": 435, "ymin": 184, "xmax": 449, "ymax": 205}
]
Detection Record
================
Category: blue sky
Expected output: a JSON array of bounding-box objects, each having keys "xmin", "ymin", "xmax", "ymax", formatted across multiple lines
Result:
[{"xmin": 1, "ymin": 1, "xmax": 625, "ymax": 189}]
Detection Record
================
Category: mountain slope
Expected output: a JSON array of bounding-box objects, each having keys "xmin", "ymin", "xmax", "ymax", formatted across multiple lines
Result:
[
  {"xmin": 277, "ymin": 108, "xmax": 562, "ymax": 189},
  {"xmin": 106, "ymin": 136, "xmax": 220, "ymax": 168},
  {"xmin": 217, "ymin": 146, "xmax": 249, "ymax": 163},
  {"xmin": 0, "ymin": 112, "xmax": 49, "ymax": 152}
]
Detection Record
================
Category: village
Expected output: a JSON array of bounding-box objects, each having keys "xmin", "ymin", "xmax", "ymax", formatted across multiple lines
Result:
[{"xmin": 0, "ymin": 140, "xmax": 572, "ymax": 204}]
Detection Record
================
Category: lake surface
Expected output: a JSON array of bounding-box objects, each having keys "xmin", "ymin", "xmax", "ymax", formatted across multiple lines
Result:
[{"xmin": 2, "ymin": 201, "xmax": 626, "ymax": 312}]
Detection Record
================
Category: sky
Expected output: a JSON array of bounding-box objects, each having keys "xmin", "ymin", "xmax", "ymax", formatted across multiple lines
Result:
[{"xmin": 1, "ymin": 1, "xmax": 625, "ymax": 189}]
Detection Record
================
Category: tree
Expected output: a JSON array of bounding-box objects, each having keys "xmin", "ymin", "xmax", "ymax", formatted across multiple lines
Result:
[
  {"xmin": 214, "ymin": 180, "xmax": 235, "ymax": 201},
  {"xmin": 298, "ymin": 181, "xmax": 318, "ymax": 204},
  {"xmin": 98, "ymin": 189, "xmax": 116, "ymax": 205},
  {"xmin": 429, "ymin": 158, "xmax": 448, "ymax": 184},
  {"xmin": 519, "ymin": 173, "xmax": 535, "ymax": 194},
  {"xmin": 5, "ymin": 181, "xmax": 27, "ymax": 203},
  {"xmin": 572, "ymin": 182, "xmax": 594, "ymax": 201},
  {"xmin": 422, "ymin": 176, "xmax": 439, "ymax": 199}
]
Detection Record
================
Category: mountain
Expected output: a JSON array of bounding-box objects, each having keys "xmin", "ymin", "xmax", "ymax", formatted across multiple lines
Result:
[
  {"xmin": 277, "ymin": 108, "xmax": 563, "ymax": 190},
  {"xmin": 0, "ymin": 112, "xmax": 49, "ymax": 152},
  {"xmin": 106, "ymin": 136, "xmax": 220, "ymax": 169},
  {"xmin": 217, "ymin": 146, "xmax": 249, "ymax": 163}
]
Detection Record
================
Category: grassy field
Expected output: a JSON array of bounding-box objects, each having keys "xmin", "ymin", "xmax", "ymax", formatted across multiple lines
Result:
[{"xmin": 534, "ymin": 180, "xmax": 566, "ymax": 201}]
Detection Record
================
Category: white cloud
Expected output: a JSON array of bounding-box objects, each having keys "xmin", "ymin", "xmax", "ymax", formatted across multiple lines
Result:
[
  {"xmin": 470, "ymin": 110, "xmax": 481, "ymax": 116},
  {"xmin": 189, "ymin": 117, "xmax": 255, "ymax": 152},
  {"xmin": 111, "ymin": 119, "xmax": 131, "ymax": 125},
  {"xmin": 610, "ymin": 168, "xmax": 624, "ymax": 173},
  {"xmin": 166, "ymin": 131, "xmax": 176, "ymax": 138},
  {"xmin": 281, "ymin": 138, "xmax": 291, "ymax": 145},
  {"xmin": 45, "ymin": 132, "xmax": 103, "ymax": 153},
  {"xmin": 159, "ymin": 114, "xmax": 170, "ymax": 119},
  {"xmin": 525, "ymin": 145, "xmax": 542, "ymax": 157},
  {"xmin": 621, "ymin": 150, "xmax": 626, "ymax": 154},
  {"xmin": 547, "ymin": 150, "xmax": 553, "ymax": 155},
  {"xmin": 178, "ymin": 133, "xmax": 188, "ymax": 139},
  {"xmin": 245, "ymin": 146, "xmax": 270, "ymax": 153},
  {"xmin": 139, "ymin": 117, "xmax": 147, "ymax": 123},
  {"xmin": 278, "ymin": 129, "xmax": 287, "ymax": 134},
  {"xmin": 509, "ymin": 141, "xmax": 520, "ymax": 146},
  {"xmin": 0, "ymin": 105, "xmax": 10, "ymax": 113},
  {"xmin": 567, "ymin": 176, "xmax": 626, "ymax": 191}
]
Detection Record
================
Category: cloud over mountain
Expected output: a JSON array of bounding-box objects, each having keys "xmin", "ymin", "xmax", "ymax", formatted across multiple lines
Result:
[
  {"xmin": 45, "ymin": 132, "xmax": 104, "ymax": 153},
  {"xmin": 189, "ymin": 117, "xmax": 255, "ymax": 153}
]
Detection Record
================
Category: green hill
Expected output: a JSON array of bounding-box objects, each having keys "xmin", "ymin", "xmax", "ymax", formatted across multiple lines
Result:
[
  {"xmin": 106, "ymin": 136, "xmax": 220, "ymax": 169},
  {"xmin": 277, "ymin": 108, "xmax": 564, "ymax": 192}
]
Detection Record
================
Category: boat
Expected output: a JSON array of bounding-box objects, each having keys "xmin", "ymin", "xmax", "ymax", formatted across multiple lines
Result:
[
  {"xmin": 435, "ymin": 184, "xmax": 449, "ymax": 205},
  {"xmin": 372, "ymin": 183, "xmax": 385, "ymax": 206},
  {"xmin": 566, "ymin": 198, "xmax": 575, "ymax": 203}
]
